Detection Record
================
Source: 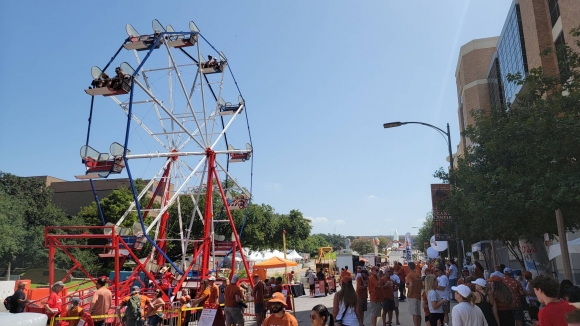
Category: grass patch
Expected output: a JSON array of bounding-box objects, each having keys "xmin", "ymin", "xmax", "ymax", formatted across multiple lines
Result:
[{"xmin": 30, "ymin": 279, "xmax": 95, "ymax": 290}]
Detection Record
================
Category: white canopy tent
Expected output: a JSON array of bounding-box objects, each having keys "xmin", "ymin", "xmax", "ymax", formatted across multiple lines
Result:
[
  {"xmin": 244, "ymin": 249, "xmax": 301, "ymax": 262},
  {"xmin": 547, "ymin": 238, "xmax": 580, "ymax": 260},
  {"xmin": 286, "ymin": 250, "xmax": 303, "ymax": 260}
]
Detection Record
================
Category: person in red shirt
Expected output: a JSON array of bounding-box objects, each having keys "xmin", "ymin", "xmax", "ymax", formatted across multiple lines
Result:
[
  {"xmin": 45, "ymin": 281, "xmax": 66, "ymax": 318},
  {"xmin": 529, "ymin": 275, "xmax": 576, "ymax": 326}
]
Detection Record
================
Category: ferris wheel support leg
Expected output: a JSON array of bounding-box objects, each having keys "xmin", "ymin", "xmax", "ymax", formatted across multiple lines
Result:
[
  {"xmin": 212, "ymin": 164, "xmax": 254, "ymax": 288},
  {"xmin": 201, "ymin": 151, "xmax": 215, "ymax": 279}
]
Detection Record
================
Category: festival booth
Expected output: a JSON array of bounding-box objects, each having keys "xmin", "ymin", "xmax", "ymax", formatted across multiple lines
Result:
[{"xmin": 253, "ymin": 257, "xmax": 304, "ymax": 302}]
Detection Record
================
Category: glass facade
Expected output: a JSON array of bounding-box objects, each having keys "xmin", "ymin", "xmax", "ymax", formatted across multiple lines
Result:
[
  {"xmin": 487, "ymin": 55, "xmax": 504, "ymax": 108},
  {"xmin": 548, "ymin": 0, "xmax": 560, "ymax": 27},
  {"xmin": 494, "ymin": 3, "xmax": 528, "ymax": 105}
]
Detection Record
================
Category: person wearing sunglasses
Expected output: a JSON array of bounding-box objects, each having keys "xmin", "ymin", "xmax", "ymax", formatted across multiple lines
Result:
[
  {"xmin": 311, "ymin": 304, "xmax": 335, "ymax": 326},
  {"xmin": 263, "ymin": 292, "xmax": 298, "ymax": 326}
]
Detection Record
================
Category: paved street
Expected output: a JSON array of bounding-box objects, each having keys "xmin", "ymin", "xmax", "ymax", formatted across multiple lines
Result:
[{"xmin": 248, "ymin": 291, "xmax": 456, "ymax": 326}]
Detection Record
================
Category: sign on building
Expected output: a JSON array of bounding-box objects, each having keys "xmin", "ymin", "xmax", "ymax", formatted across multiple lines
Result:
[{"xmin": 431, "ymin": 184, "xmax": 452, "ymax": 241}]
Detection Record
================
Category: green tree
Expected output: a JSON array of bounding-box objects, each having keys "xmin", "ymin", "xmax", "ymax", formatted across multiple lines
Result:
[
  {"xmin": 317, "ymin": 233, "xmax": 347, "ymax": 251},
  {"xmin": 435, "ymin": 25, "xmax": 580, "ymax": 267},
  {"xmin": 302, "ymin": 235, "xmax": 330, "ymax": 256},
  {"xmin": 350, "ymin": 238, "xmax": 373, "ymax": 254},
  {"xmin": 0, "ymin": 172, "xmax": 99, "ymax": 274},
  {"xmin": 414, "ymin": 212, "xmax": 433, "ymax": 253}
]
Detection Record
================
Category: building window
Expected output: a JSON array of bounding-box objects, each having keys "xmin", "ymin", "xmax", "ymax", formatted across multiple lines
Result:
[
  {"xmin": 548, "ymin": 0, "xmax": 560, "ymax": 27},
  {"xmin": 554, "ymin": 31, "xmax": 569, "ymax": 74}
]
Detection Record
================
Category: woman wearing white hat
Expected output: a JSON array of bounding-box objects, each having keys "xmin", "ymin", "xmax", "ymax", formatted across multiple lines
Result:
[
  {"xmin": 450, "ymin": 284, "xmax": 487, "ymax": 326},
  {"xmin": 472, "ymin": 278, "xmax": 499, "ymax": 326}
]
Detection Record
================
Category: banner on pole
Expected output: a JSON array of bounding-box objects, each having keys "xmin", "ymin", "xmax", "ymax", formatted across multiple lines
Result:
[{"xmin": 431, "ymin": 184, "xmax": 452, "ymax": 241}]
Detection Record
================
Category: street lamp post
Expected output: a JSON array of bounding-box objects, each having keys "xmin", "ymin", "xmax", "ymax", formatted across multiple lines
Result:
[{"xmin": 383, "ymin": 121, "xmax": 462, "ymax": 265}]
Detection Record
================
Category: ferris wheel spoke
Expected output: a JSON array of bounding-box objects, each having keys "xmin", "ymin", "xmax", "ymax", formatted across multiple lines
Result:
[
  {"xmin": 133, "ymin": 78, "xmax": 206, "ymax": 149},
  {"xmin": 145, "ymin": 155, "xmax": 207, "ymax": 234},
  {"xmin": 111, "ymin": 96, "xmax": 171, "ymax": 151},
  {"xmin": 195, "ymin": 45, "xmax": 211, "ymax": 146},
  {"xmin": 182, "ymin": 159, "xmax": 207, "ymax": 244},
  {"xmin": 137, "ymin": 69, "xmax": 172, "ymax": 148},
  {"xmin": 215, "ymin": 160, "xmax": 251, "ymax": 198},
  {"xmin": 163, "ymin": 43, "xmax": 209, "ymax": 148},
  {"xmin": 209, "ymin": 103, "xmax": 245, "ymax": 150},
  {"xmin": 116, "ymin": 159, "xmax": 171, "ymax": 226}
]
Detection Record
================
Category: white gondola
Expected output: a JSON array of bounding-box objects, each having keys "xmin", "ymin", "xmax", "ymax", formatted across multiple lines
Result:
[
  {"xmin": 228, "ymin": 143, "xmax": 252, "ymax": 163},
  {"xmin": 85, "ymin": 63, "xmax": 134, "ymax": 96},
  {"xmin": 75, "ymin": 142, "xmax": 129, "ymax": 179},
  {"xmin": 165, "ymin": 21, "xmax": 199, "ymax": 48},
  {"xmin": 123, "ymin": 21, "xmax": 164, "ymax": 51},
  {"xmin": 199, "ymin": 51, "xmax": 228, "ymax": 74},
  {"xmin": 218, "ymin": 95, "xmax": 244, "ymax": 116}
]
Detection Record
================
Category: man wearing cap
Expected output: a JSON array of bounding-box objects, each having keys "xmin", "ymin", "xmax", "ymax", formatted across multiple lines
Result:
[
  {"xmin": 529, "ymin": 275, "xmax": 576, "ymax": 326},
  {"xmin": 224, "ymin": 274, "xmax": 245, "ymax": 326},
  {"xmin": 66, "ymin": 297, "xmax": 84, "ymax": 326},
  {"xmin": 502, "ymin": 267, "xmax": 526, "ymax": 326},
  {"xmin": 252, "ymin": 274, "xmax": 265, "ymax": 326},
  {"xmin": 117, "ymin": 286, "xmax": 154, "ymax": 326},
  {"xmin": 207, "ymin": 276, "xmax": 220, "ymax": 304},
  {"xmin": 368, "ymin": 266, "xmax": 382, "ymax": 326},
  {"xmin": 263, "ymin": 292, "xmax": 298, "ymax": 326},
  {"xmin": 457, "ymin": 267, "xmax": 475, "ymax": 291},
  {"xmin": 45, "ymin": 281, "xmax": 66, "ymax": 317},
  {"xmin": 90, "ymin": 277, "xmax": 112, "ymax": 326},
  {"xmin": 450, "ymin": 284, "xmax": 487, "ymax": 325}
]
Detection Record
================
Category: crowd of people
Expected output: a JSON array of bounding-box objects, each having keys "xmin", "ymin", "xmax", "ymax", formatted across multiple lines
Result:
[{"xmin": 9, "ymin": 260, "xmax": 580, "ymax": 326}]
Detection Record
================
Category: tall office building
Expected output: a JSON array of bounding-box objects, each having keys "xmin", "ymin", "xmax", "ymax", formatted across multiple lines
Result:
[{"xmin": 455, "ymin": 0, "xmax": 580, "ymax": 154}]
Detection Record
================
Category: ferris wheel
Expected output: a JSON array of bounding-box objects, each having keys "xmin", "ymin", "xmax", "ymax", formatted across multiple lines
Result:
[{"xmin": 78, "ymin": 19, "xmax": 254, "ymax": 292}]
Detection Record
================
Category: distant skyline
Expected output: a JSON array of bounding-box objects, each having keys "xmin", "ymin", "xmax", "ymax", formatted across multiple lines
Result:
[{"xmin": 0, "ymin": 1, "xmax": 513, "ymax": 237}]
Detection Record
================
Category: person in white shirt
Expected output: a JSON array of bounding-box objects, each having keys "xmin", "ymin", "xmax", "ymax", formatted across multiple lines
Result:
[
  {"xmin": 451, "ymin": 284, "xmax": 488, "ymax": 326},
  {"xmin": 308, "ymin": 271, "xmax": 316, "ymax": 297},
  {"xmin": 421, "ymin": 263, "xmax": 428, "ymax": 278},
  {"xmin": 435, "ymin": 266, "xmax": 451, "ymax": 325},
  {"xmin": 489, "ymin": 265, "xmax": 504, "ymax": 278},
  {"xmin": 447, "ymin": 260, "xmax": 459, "ymax": 299}
]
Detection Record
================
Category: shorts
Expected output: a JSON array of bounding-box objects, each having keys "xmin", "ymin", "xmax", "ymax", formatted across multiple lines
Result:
[
  {"xmin": 407, "ymin": 298, "xmax": 421, "ymax": 316},
  {"xmin": 424, "ymin": 315, "xmax": 430, "ymax": 322},
  {"xmin": 224, "ymin": 306, "xmax": 245, "ymax": 325},
  {"xmin": 512, "ymin": 307, "xmax": 524, "ymax": 321},
  {"xmin": 393, "ymin": 295, "xmax": 399, "ymax": 307},
  {"xmin": 382, "ymin": 298, "xmax": 395, "ymax": 312},
  {"xmin": 369, "ymin": 301, "xmax": 382, "ymax": 316},
  {"xmin": 255, "ymin": 303, "xmax": 264, "ymax": 314},
  {"xmin": 442, "ymin": 301, "xmax": 450, "ymax": 313},
  {"xmin": 310, "ymin": 284, "xmax": 315, "ymax": 291},
  {"xmin": 358, "ymin": 298, "xmax": 367, "ymax": 312}
]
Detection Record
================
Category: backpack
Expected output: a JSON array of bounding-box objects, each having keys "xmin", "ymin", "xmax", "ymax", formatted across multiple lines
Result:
[
  {"xmin": 124, "ymin": 295, "xmax": 142, "ymax": 320},
  {"xmin": 3, "ymin": 295, "xmax": 12, "ymax": 311}
]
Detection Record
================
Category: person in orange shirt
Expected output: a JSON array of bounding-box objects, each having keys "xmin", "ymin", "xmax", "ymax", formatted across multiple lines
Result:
[
  {"xmin": 263, "ymin": 292, "xmax": 298, "ymax": 326},
  {"xmin": 66, "ymin": 297, "xmax": 84, "ymax": 326},
  {"xmin": 405, "ymin": 262, "xmax": 423, "ymax": 326},
  {"xmin": 368, "ymin": 266, "xmax": 382, "ymax": 326},
  {"xmin": 191, "ymin": 280, "xmax": 210, "ymax": 320},
  {"xmin": 341, "ymin": 266, "xmax": 351, "ymax": 280},
  {"xmin": 117, "ymin": 286, "xmax": 155, "ymax": 326},
  {"xmin": 252, "ymin": 274, "xmax": 265, "ymax": 326},
  {"xmin": 207, "ymin": 276, "xmax": 219, "ymax": 304},
  {"xmin": 224, "ymin": 274, "xmax": 245, "ymax": 326},
  {"xmin": 178, "ymin": 288, "xmax": 191, "ymax": 325},
  {"xmin": 90, "ymin": 277, "xmax": 112, "ymax": 326},
  {"xmin": 356, "ymin": 268, "xmax": 368, "ymax": 326},
  {"xmin": 380, "ymin": 269, "xmax": 395, "ymax": 326}
]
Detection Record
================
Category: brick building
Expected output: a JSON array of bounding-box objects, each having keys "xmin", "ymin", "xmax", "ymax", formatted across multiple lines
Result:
[{"xmin": 455, "ymin": 0, "xmax": 580, "ymax": 155}]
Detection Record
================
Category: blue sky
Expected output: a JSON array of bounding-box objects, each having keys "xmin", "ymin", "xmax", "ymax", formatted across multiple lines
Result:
[{"xmin": 0, "ymin": 1, "xmax": 512, "ymax": 237}]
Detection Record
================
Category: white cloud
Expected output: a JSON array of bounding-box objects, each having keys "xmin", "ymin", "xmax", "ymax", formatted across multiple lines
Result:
[
  {"xmin": 310, "ymin": 217, "xmax": 329, "ymax": 224},
  {"xmin": 265, "ymin": 183, "xmax": 283, "ymax": 190},
  {"xmin": 334, "ymin": 219, "xmax": 347, "ymax": 225},
  {"xmin": 367, "ymin": 195, "xmax": 378, "ymax": 199}
]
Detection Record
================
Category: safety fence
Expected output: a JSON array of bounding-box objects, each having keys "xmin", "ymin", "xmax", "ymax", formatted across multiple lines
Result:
[{"xmin": 48, "ymin": 297, "xmax": 296, "ymax": 326}]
